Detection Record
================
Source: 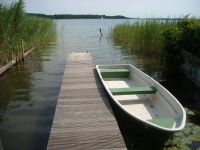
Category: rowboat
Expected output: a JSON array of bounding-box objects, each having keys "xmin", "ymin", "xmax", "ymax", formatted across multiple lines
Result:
[{"xmin": 96, "ymin": 64, "xmax": 186, "ymax": 138}]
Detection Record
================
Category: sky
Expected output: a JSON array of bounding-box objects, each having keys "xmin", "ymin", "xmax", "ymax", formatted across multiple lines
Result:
[{"xmin": 1, "ymin": 0, "xmax": 200, "ymax": 18}]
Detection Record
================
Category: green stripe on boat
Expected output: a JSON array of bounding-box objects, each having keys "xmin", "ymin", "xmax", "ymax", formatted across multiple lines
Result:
[
  {"xmin": 110, "ymin": 86, "xmax": 157, "ymax": 95},
  {"xmin": 147, "ymin": 117, "xmax": 174, "ymax": 128},
  {"xmin": 100, "ymin": 69, "xmax": 130, "ymax": 78}
]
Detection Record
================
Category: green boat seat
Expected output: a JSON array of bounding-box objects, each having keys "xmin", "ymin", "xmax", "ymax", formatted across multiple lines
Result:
[
  {"xmin": 100, "ymin": 69, "xmax": 130, "ymax": 78},
  {"xmin": 147, "ymin": 117, "xmax": 174, "ymax": 128},
  {"xmin": 110, "ymin": 86, "xmax": 157, "ymax": 95}
]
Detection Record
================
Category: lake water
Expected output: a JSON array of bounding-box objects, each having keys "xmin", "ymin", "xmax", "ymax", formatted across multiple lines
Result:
[{"xmin": 0, "ymin": 19, "xmax": 200, "ymax": 150}]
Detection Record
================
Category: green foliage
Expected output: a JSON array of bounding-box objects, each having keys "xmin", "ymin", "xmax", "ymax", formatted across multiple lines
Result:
[
  {"xmin": 111, "ymin": 18, "xmax": 200, "ymax": 66},
  {"xmin": 111, "ymin": 20, "xmax": 176, "ymax": 57},
  {"xmin": 163, "ymin": 18, "xmax": 200, "ymax": 66},
  {"xmin": 0, "ymin": 0, "xmax": 55, "ymax": 65},
  {"xmin": 163, "ymin": 26, "xmax": 182, "ymax": 66},
  {"xmin": 177, "ymin": 18, "xmax": 200, "ymax": 58}
]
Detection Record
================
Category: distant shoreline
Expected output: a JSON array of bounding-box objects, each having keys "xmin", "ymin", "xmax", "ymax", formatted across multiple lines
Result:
[
  {"xmin": 26, "ymin": 13, "xmax": 181, "ymax": 20},
  {"xmin": 26, "ymin": 13, "xmax": 129, "ymax": 19}
]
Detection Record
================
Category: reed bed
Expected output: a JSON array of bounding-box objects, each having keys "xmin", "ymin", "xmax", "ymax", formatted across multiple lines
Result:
[
  {"xmin": 0, "ymin": 0, "xmax": 55, "ymax": 65},
  {"xmin": 111, "ymin": 20, "xmax": 176, "ymax": 57}
]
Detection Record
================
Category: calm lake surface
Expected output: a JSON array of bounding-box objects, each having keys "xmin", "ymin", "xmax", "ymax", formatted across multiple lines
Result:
[{"xmin": 0, "ymin": 19, "xmax": 200, "ymax": 150}]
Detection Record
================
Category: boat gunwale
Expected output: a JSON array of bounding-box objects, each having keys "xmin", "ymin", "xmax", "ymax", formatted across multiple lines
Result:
[{"xmin": 96, "ymin": 64, "xmax": 186, "ymax": 132}]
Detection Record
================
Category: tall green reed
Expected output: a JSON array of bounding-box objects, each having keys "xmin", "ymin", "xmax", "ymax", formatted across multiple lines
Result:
[
  {"xmin": 0, "ymin": 0, "xmax": 55, "ymax": 65},
  {"xmin": 111, "ymin": 20, "xmax": 177, "ymax": 57}
]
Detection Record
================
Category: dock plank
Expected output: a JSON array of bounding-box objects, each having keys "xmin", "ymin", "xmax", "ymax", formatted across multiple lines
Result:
[{"xmin": 47, "ymin": 53, "xmax": 126, "ymax": 150}]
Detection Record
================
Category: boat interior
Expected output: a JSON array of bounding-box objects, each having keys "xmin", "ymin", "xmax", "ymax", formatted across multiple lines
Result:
[{"xmin": 98, "ymin": 65, "xmax": 181, "ymax": 129}]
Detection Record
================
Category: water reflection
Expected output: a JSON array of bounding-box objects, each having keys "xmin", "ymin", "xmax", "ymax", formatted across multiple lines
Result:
[
  {"xmin": 0, "ymin": 43, "xmax": 66, "ymax": 150},
  {"xmin": 0, "ymin": 65, "xmax": 31, "ymax": 117},
  {"xmin": 0, "ymin": 63, "xmax": 33, "ymax": 150}
]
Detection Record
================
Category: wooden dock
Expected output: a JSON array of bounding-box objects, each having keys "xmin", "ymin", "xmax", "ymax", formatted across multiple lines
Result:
[{"xmin": 47, "ymin": 52, "xmax": 126, "ymax": 150}]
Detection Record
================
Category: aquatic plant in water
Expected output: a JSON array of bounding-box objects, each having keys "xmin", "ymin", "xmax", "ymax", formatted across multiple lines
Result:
[
  {"xmin": 110, "ymin": 20, "xmax": 176, "ymax": 57},
  {"xmin": 0, "ymin": 0, "xmax": 55, "ymax": 65},
  {"xmin": 111, "ymin": 18, "xmax": 200, "ymax": 67},
  {"xmin": 164, "ymin": 108, "xmax": 200, "ymax": 150}
]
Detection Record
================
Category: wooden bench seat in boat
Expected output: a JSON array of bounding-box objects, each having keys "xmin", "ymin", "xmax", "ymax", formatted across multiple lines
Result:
[
  {"xmin": 110, "ymin": 87, "xmax": 157, "ymax": 95},
  {"xmin": 100, "ymin": 69, "xmax": 130, "ymax": 78},
  {"xmin": 147, "ymin": 117, "xmax": 174, "ymax": 128}
]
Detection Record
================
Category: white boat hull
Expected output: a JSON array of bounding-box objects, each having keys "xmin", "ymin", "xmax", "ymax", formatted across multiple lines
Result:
[{"xmin": 96, "ymin": 64, "xmax": 186, "ymax": 137}]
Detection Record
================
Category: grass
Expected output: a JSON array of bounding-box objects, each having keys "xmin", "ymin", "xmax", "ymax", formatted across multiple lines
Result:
[
  {"xmin": 111, "ymin": 17, "xmax": 200, "ymax": 65},
  {"xmin": 110, "ymin": 20, "xmax": 177, "ymax": 57},
  {"xmin": 0, "ymin": 0, "xmax": 55, "ymax": 65}
]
